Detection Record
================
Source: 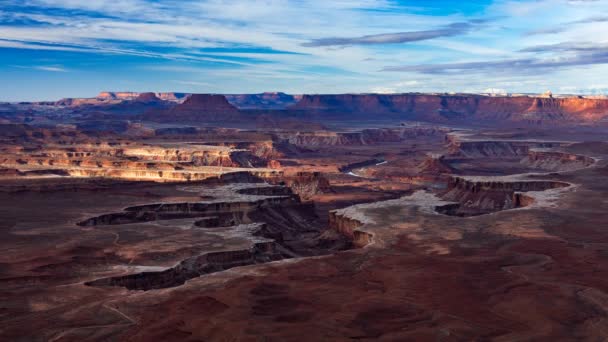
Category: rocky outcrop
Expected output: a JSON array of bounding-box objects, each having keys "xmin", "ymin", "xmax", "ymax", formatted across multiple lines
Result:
[
  {"xmin": 274, "ymin": 172, "xmax": 331, "ymax": 200},
  {"xmin": 77, "ymin": 183, "xmax": 300, "ymax": 226},
  {"xmin": 418, "ymin": 155, "xmax": 456, "ymax": 174},
  {"xmin": 85, "ymin": 240, "xmax": 283, "ymax": 290},
  {"xmin": 448, "ymin": 139, "xmax": 564, "ymax": 158},
  {"xmin": 328, "ymin": 211, "xmax": 372, "ymax": 248},
  {"xmin": 521, "ymin": 151, "xmax": 595, "ymax": 172},
  {"xmin": 289, "ymin": 94, "xmax": 608, "ymax": 125},
  {"xmin": 446, "ymin": 136, "xmax": 596, "ymax": 172},
  {"xmin": 82, "ymin": 181, "xmax": 349, "ymax": 290},
  {"xmin": 144, "ymin": 94, "xmax": 241, "ymax": 122},
  {"xmin": 277, "ymin": 127, "xmax": 447, "ymax": 146},
  {"xmin": 134, "ymin": 92, "xmax": 161, "ymax": 102},
  {"xmin": 0, "ymin": 133, "xmax": 284, "ymax": 182},
  {"xmin": 437, "ymin": 176, "xmax": 570, "ymax": 216}
]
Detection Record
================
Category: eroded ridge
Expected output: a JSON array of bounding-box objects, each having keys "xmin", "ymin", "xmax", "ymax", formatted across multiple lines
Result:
[
  {"xmin": 82, "ymin": 180, "xmax": 352, "ymax": 290},
  {"xmin": 0, "ymin": 126, "xmax": 284, "ymax": 183},
  {"xmin": 444, "ymin": 132, "xmax": 596, "ymax": 175},
  {"xmin": 435, "ymin": 176, "xmax": 570, "ymax": 216}
]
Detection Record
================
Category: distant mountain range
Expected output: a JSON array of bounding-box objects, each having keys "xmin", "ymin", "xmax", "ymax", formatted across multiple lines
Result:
[{"xmin": 7, "ymin": 91, "xmax": 608, "ymax": 127}]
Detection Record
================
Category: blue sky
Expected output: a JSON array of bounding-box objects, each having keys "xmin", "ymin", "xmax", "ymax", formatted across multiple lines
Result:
[{"xmin": 1, "ymin": 0, "xmax": 607, "ymax": 101}]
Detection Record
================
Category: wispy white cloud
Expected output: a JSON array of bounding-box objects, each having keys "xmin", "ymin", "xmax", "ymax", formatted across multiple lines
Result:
[
  {"xmin": 10, "ymin": 64, "xmax": 68, "ymax": 72},
  {"xmin": 1, "ymin": 0, "xmax": 608, "ymax": 95},
  {"xmin": 35, "ymin": 66, "xmax": 68, "ymax": 72}
]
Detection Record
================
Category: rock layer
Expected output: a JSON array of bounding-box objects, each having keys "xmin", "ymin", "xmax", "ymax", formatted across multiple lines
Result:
[
  {"xmin": 437, "ymin": 176, "xmax": 570, "ymax": 216},
  {"xmin": 290, "ymin": 94, "xmax": 608, "ymax": 125}
]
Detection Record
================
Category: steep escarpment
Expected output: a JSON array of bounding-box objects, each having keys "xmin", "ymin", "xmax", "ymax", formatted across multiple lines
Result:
[
  {"xmin": 0, "ymin": 130, "xmax": 283, "ymax": 183},
  {"xmin": 143, "ymin": 94, "xmax": 241, "ymax": 122},
  {"xmin": 436, "ymin": 176, "xmax": 570, "ymax": 216},
  {"xmin": 445, "ymin": 136, "xmax": 596, "ymax": 173},
  {"xmin": 86, "ymin": 239, "xmax": 284, "ymax": 290},
  {"xmin": 447, "ymin": 138, "xmax": 565, "ymax": 158},
  {"xmin": 77, "ymin": 196, "xmax": 297, "ymax": 226},
  {"xmin": 82, "ymin": 182, "xmax": 350, "ymax": 290},
  {"xmin": 521, "ymin": 150, "xmax": 595, "ymax": 172},
  {"xmin": 328, "ymin": 211, "xmax": 372, "ymax": 248},
  {"xmin": 289, "ymin": 94, "xmax": 608, "ymax": 125},
  {"xmin": 273, "ymin": 172, "xmax": 331, "ymax": 200},
  {"xmin": 417, "ymin": 155, "xmax": 456, "ymax": 175},
  {"xmin": 277, "ymin": 127, "xmax": 447, "ymax": 146}
]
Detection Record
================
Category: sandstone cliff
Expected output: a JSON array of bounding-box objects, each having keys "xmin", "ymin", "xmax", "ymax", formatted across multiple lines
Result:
[{"xmin": 289, "ymin": 94, "xmax": 608, "ymax": 125}]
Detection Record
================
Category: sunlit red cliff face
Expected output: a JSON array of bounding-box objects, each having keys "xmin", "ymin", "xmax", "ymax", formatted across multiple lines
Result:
[
  {"xmin": 289, "ymin": 94, "xmax": 608, "ymax": 125},
  {"xmin": 23, "ymin": 92, "xmax": 608, "ymax": 128}
]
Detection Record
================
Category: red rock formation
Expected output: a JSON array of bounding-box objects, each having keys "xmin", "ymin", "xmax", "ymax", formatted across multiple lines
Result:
[
  {"xmin": 418, "ymin": 155, "xmax": 455, "ymax": 174},
  {"xmin": 438, "ymin": 176, "xmax": 570, "ymax": 216},
  {"xmin": 275, "ymin": 172, "xmax": 331, "ymax": 200},
  {"xmin": 135, "ymin": 92, "xmax": 161, "ymax": 102},
  {"xmin": 277, "ymin": 127, "xmax": 447, "ymax": 146},
  {"xmin": 145, "ymin": 94, "xmax": 241, "ymax": 122},
  {"xmin": 289, "ymin": 94, "xmax": 608, "ymax": 125},
  {"xmin": 521, "ymin": 150, "xmax": 595, "ymax": 171},
  {"xmin": 448, "ymin": 139, "xmax": 564, "ymax": 158},
  {"xmin": 328, "ymin": 210, "xmax": 372, "ymax": 248}
]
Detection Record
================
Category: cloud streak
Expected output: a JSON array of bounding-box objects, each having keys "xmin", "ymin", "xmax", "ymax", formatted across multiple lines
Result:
[
  {"xmin": 383, "ymin": 50, "xmax": 608, "ymax": 75},
  {"xmin": 526, "ymin": 14, "xmax": 608, "ymax": 36},
  {"xmin": 10, "ymin": 64, "xmax": 68, "ymax": 72},
  {"xmin": 302, "ymin": 21, "xmax": 484, "ymax": 47},
  {"xmin": 35, "ymin": 66, "xmax": 68, "ymax": 72}
]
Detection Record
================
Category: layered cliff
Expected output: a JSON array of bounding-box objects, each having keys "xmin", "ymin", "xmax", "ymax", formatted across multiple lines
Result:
[
  {"xmin": 289, "ymin": 94, "xmax": 608, "ymax": 125},
  {"xmin": 521, "ymin": 150, "xmax": 596, "ymax": 172},
  {"xmin": 276, "ymin": 127, "xmax": 447, "ymax": 146},
  {"xmin": 437, "ymin": 176, "xmax": 570, "ymax": 216}
]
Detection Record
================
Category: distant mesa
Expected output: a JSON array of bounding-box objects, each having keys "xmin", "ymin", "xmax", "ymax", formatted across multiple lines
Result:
[
  {"xmin": 179, "ymin": 94, "xmax": 239, "ymax": 113},
  {"xmin": 143, "ymin": 94, "xmax": 241, "ymax": 122},
  {"xmin": 135, "ymin": 92, "xmax": 161, "ymax": 102},
  {"xmin": 12, "ymin": 90, "xmax": 608, "ymax": 127},
  {"xmin": 288, "ymin": 93, "xmax": 608, "ymax": 125}
]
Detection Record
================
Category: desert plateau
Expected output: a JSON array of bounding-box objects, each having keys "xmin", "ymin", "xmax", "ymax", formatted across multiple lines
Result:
[{"xmin": 2, "ymin": 1, "xmax": 608, "ymax": 341}]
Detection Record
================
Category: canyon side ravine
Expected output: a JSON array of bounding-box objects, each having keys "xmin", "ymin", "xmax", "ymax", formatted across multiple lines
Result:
[{"xmin": 1, "ymin": 92, "xmax": 608, "ymax": 341}]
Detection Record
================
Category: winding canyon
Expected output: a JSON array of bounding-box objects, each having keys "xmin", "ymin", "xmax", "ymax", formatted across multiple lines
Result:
[{"xmin": 1, "ymin": 92, "xmax": 608, "ymax": 341}]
